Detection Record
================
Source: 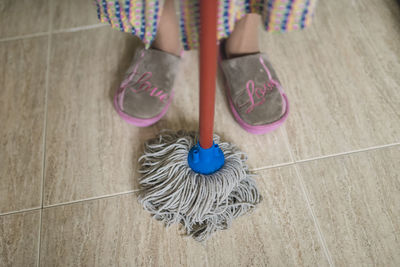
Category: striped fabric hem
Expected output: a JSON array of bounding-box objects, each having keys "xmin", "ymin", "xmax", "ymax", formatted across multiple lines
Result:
[{"xmin": 95, "ymin": 0, "xmax": 317, "ymax": 50}]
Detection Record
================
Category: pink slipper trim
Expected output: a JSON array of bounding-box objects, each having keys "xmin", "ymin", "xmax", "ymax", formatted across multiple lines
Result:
[{"xmin": 113, "ymin": 89, "xmax": 172, "ymax": 127}]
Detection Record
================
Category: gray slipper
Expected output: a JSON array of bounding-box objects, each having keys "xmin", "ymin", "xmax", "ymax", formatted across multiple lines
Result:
[
  {"xmin": 219, "ymin": 51, "xmax": 289, "ymax": 134},
  {"xmin": 114, "ymin": 48, "xmax": 180, "ymax": 127}
]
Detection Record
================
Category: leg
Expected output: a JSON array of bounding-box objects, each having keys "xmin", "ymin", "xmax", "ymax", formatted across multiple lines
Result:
[
  {"xmin": 225, "ymin": 14, "xmax": 261, "ymax": 58},
  {"xmin": 151, "ymin": 0, "xmax": 181, "ymax": 56}
]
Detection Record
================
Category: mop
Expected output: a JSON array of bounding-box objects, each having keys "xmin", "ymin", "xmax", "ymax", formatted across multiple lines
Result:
[{"xmin": 138, "ymin": 1, "xmax": 261, "ymax": 241}]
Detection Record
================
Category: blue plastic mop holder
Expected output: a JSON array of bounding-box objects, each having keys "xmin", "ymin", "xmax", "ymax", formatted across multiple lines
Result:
[{"xmin": 187, "ymin": 142, "xmax": 225, "ymax": 175}]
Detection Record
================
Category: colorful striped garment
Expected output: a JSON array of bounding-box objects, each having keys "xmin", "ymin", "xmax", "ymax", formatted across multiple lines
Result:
[{"xmin": 95, "ymin": 0, "xmax": 318, "ymax": 50}]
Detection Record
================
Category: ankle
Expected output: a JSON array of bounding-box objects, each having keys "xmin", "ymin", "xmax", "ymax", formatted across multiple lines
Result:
[
  {"xmin": 225, "ymin": 14, "xmax": 261, "ymax": 59},
  {"xmin": 151, "ymin": 0, "xmax": 181, "ymax": 56}
]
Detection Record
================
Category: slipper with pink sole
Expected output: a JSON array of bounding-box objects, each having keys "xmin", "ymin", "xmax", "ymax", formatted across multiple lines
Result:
[
  {"xmin": 219, "ymin": 49, "xmax": 289, "ymax": 134},
  {"xmin": 114, "ymin": 48, "xmax": 180, "ymax": 127}
]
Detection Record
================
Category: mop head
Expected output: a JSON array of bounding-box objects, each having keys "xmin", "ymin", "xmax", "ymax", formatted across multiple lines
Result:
[{"xmin": 138, "ymin": 130, "xmax": 262, "ymax": 241}]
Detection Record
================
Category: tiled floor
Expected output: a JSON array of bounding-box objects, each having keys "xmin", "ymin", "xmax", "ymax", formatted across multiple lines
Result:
[{"xmin": 0, "ymin": 0, "xmax": 399, "ymax": 266}]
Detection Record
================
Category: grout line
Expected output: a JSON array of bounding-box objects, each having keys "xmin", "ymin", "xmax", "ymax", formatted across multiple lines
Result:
[
  {"xmin": 37, "ymin": 209, "xmax": 43, "ymax": 267},
  {"xmin": 52, "ymin": 23, "xmax": 106, "ymax": 34},
  {"xmin": 0, "ymin": 189, "xmax": 141, "ymax": 217},
  {"xmin": 251, "ymin": 127, "xmax": 296, "ymax": 172},
  {"xmin": 253, "ymin": 142, "xmax": 400, "ymax": 172},
  {"xmin": 0, "ymin": 24, "xmax": 106, "ymax": 43},
  {"xmin": 0, "ymin": 207, "xmax": 41, "ymax": 217},
  {"xmin": 0, "ymin": 32, "xmax": 48, "ymax": 43},
  {"xmin": 43, "ymin": 189, "xmax": 141, "ymax": 209},
  {"xmin": 251, "ymin": 161, "xmax": 294, "ymax": 172},
  {"xmin": 293, "ymin": 164, "xmax": 335, "ymax": 266},
  {"xmin": 295, "ymin": 142, "xmax": 400, "ymax": 164},
  {"xmin": 39, "ymin": 18, "xmax": 52, "ymax": 211},
  {"xmin": 37, "ymin": 2, "xmax": 53, "ymax": 265},
  {"xmin": 282, "ymin": 126, "xmax": 335, "ymax": 266}
]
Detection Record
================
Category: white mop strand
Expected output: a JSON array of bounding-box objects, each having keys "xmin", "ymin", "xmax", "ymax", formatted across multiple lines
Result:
[{"xmin": 138, "ymin": 130, "xmax": 261, "ymax": 241}]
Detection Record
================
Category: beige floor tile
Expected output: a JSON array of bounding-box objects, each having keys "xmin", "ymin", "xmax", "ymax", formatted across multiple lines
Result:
[
  {"xmin": 51, "ymin": 0, "xmax": 100, "ymax": 31},
  {"xmin": 0, "ymin": 0, "xmax": 49, "ymax": 38},
  {"xmin": 40, "ymin": 166, "xmax": 328, "ymax": 266},
  {"xmin": 0, "ymin": 210, "xmax": 40, "ymax": 266},
  {"xmin": 40, "ymin": 194, "xmax": 207, "ymax": 267},
  {"xmin": 0, "ymin": 37, "xmax": 47, "ymax": 214},
  {"xmin": 44, "ymin": 28, "xmax": 154, "ymax": 206},
  {"xmin": 297, "ymin": 146, "xmax": 400, "ymax": 266},
  {"xmin": 260, "ymin": 0, "xmax": 400, "ymax": 160},
  {"xmin": 205, "ymin": 166, "xmax": 329, "ymax": 266},
  {"xmin": 44, "ymin": 27, "xmax": 292, "ymax": 206}
]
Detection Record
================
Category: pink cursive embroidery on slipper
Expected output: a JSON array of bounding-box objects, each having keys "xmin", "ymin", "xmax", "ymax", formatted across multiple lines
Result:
[
  {"xmin": 120, "ymin": 50, "xmax": 171, "ymax": 104},
  {"xmin": 235, "ymin": 56, "xmax": 280, "ymax": 114},
  {"xmin": 129, "ymin": 71, "xmax": 170, "ymax": 102}
]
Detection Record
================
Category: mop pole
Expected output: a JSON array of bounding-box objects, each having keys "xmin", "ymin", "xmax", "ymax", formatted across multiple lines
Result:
[
  {"xmin": 199, "ymin": 0, "xmax": 218, "ymax": 149},
  {"xmin": 187, "ymin": 0, "xmax": 224, "ymax": 174}
]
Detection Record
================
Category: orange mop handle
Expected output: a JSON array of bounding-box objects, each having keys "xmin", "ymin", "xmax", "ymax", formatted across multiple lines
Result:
[{"xmin": 199, "ymin": 0, "xmax": 218, "ymax": 149}]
